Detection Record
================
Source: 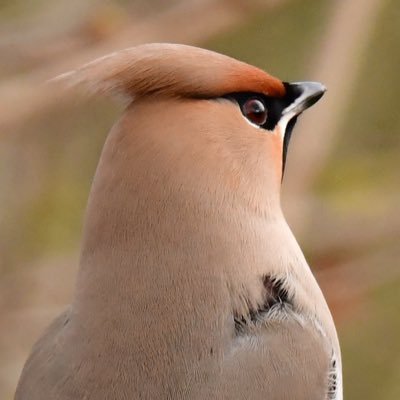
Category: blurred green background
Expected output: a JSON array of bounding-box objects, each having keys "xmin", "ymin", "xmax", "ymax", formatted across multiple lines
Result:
[{"xmin": 0, "ymin": 0, "xmax": 399, "ymax": 399}]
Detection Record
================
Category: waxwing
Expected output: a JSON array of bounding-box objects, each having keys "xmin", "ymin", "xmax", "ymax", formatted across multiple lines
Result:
[{"xmin": 15, "ymin": 43, "xmax": 342, "ymax": 400}]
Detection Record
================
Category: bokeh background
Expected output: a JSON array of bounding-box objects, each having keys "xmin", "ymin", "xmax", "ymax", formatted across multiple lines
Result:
[{"xmin": 1, "ymin": 0, "xmax": 399, "ymax": 398}]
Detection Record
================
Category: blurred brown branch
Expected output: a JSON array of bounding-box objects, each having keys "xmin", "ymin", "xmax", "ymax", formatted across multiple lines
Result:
[{"xmin": 283, "ymin": 0, "xmax": 385, "ymax": 231}]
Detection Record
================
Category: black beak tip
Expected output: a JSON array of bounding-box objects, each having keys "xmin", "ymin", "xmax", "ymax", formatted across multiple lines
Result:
[
  {"xmin": 283, "ymin": 81, "xmax": 327, "ymax": 115},
  {"xmin": 304, "ymin": 87, "xmax": 326, "ymax": 108}
]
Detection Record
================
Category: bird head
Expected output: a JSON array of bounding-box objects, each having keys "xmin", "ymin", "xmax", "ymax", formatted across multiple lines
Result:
[{"xmin": 57, "ymin": 43, "xmax": 325, "ymax": 221}]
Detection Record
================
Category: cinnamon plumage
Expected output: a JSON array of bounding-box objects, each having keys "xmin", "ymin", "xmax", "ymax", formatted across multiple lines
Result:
[{"xmin": 15, "ymin": 43, "xmax": 342, "ymax": 400}]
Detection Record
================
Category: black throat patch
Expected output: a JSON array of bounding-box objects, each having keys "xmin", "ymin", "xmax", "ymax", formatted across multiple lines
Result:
[{"xmin": 282, "ymin": 115, "xmax": 298, "ymax": 178}]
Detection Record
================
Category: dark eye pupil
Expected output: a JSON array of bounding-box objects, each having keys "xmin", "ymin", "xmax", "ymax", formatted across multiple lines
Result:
[{"xmin": 243, "ymin": 98, "xmax": 268, "ymax": 126}]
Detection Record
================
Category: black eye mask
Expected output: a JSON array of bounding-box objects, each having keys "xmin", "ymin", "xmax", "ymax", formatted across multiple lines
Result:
[{"xmin": 224, "ymin": 83, "xmax": 303, "ymax": 176}]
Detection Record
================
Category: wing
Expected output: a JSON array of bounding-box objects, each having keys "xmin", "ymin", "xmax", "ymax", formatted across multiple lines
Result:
[
  {"xmin": 206, "ymin": 309, "xmax": 333, "ymax": 400},
  {"xmin": 15, "ymin": 309, "xmax": 72, "ymax": 400}
]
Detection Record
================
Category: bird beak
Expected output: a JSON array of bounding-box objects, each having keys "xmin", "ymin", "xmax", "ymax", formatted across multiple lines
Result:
[{"xmin": 282, "ymin": 81, "xmax": 326, "ymax": 117}]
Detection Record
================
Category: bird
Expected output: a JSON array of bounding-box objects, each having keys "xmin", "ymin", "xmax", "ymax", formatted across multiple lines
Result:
[{"xmin": 15, "ymin": 43, "xmax": 342, "ymax": 400}]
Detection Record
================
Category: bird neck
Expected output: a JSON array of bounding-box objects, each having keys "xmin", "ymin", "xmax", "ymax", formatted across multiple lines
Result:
[{"xmin": 71, "ymin": 115, "xmax": 339, "ymax": 365}]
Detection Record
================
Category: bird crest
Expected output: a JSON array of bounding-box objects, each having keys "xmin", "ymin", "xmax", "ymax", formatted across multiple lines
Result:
[{"xmin": 51, "ymin": 43, "xmax": 285, "ymax": 102}]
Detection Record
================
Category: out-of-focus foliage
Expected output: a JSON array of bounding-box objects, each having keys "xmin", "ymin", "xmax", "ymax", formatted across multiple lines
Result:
[
  {"xmin": 318, "ymin": 0, "xmax": 400, "ymax": 211},
  {"xmin": 207, "ymin": 0, "xmax": 329, "ymax": 78},
  {"xmin": 316, "ymin": 1, "xmax": 400, "ymax": 397}
]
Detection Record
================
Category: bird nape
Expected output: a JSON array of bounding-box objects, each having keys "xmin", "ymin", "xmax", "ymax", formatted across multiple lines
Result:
[{"xmin": 15, "ymin": 43, "xmax": 341, "ymax": 400}]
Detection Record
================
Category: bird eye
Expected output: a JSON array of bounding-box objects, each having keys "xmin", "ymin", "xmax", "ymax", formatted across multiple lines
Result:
[{"xmin": 242, "ymin": 98, "xmax": 268, "ymax": 126}]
